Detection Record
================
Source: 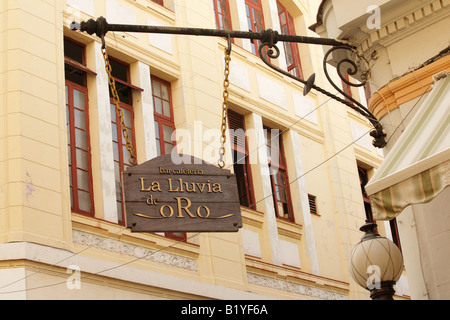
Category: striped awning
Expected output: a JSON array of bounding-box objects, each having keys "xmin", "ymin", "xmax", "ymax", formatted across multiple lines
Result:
[{"xmin": 365, "ymin": 73, "xmax": 450, "ymax": 220}]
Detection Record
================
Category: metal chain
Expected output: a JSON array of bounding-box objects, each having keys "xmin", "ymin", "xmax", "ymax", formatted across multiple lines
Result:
[
  {"xmin": 101, "ymin": 46, "xmax": 137, "ymax": 166},
  {"xmin": 218, "ymin": 47, "xmax": 231, "ymax": 169}
]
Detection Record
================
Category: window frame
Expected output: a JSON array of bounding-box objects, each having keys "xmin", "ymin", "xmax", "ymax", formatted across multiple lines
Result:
[
  {"xmin": 152, "ymin": 76, "xmax": 176, "ymax": 157},
  {"xmin": 264, "ymin": 127, "xmax": 294, "ymax": 222},
  {"xmin": 277, "ymin": 1, "xmax": 303, "ymax": 80},
  {"xmin": 228, "ymin": 110, "xmax": 255, "ymax": 209},
  {"xmin": 213, "ymin": 0, "xmax": 233, "ymax": 31},
  {"xmin": 245, "ymin": 0, "xmax": 266, "ymax": 57},
  {"xmin": 64, "ymin": 38, "xmax": 95, "ymax": 216}
]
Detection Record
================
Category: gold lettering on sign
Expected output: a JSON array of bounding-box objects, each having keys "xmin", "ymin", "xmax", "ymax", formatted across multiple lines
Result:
[
  {"xmin": 167, "ymin": 178, "xmax": 223, "ymax": 193},
  {"xmin": 160, "ymin": 205, "xmax": 174, "ymax": 218},
  {"xmin": 146, "ymin": 195, "xmax": 159, "ymax": 206},
  {"xmin": 134, "ymin": 173, "xmax": 233, "ymax": 221},
  {"xmin": 160, "ymin": 167, "xmax": 204, "ymax": 176},
  {"xmin": 140, "ymin": 178, "xmax": 161, "ymax": 192},
  {"xmin": 175, "ymin": 197, "xmax": 196, "ymax": 218},
  {"xmin": 196, "ymin": 205, "xmax": 210, "ymax": 218}
]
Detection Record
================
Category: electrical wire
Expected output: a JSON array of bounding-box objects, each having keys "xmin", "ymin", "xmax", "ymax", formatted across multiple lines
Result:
[{"xmin": 0, "ymin": 69, "xmax": 432, "ymax": 297}]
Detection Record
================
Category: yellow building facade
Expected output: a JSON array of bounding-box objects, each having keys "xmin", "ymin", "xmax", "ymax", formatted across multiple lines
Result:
[{"xmin": 0, "ymin": 0, "xmax": 399, "ymax": 300}]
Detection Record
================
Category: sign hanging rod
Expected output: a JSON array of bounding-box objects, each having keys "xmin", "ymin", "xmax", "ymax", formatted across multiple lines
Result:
[{"xmin": 70, "ymin": 17, "xmax": 348, "ymax": 48}]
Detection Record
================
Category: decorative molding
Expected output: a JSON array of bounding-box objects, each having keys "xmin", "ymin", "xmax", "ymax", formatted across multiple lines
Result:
[
  {"xmin": 72, "ymin": 230, "xmax": 198, "ymax": 272},
  {"xmin": 358, "ymin": 0, "xmax": 450, "ymax": 54},
  {"xmin": 369, "ymin": 54, "xmax": 450, "ymax": 119},
  {"xmin": 247, "ymin": 273, "xmax": 348, "ymax": 300}
]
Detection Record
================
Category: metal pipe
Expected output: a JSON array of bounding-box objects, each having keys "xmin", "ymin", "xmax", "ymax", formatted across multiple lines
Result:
[{"xmin": 70, "ymin": 17, "xmax": 349, "ymax": 48}]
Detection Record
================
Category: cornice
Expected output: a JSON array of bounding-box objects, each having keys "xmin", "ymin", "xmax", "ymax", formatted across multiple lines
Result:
[
  {"xmin": 368, "ymin": 54, "xmax": 450, "ymax": 119},
  {"xmin": 358, "ymin": 0, "xmax": 450, "ymax": 54}
]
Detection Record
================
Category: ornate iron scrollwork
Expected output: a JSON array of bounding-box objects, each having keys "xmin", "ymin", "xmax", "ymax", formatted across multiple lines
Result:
[
  {"xmin": 258, "ymin": 31, "xmax": 386, "ymax": 148},
  {"xmin": 71, "ymin": 18, "xmax": 387, "ymax": 148}
]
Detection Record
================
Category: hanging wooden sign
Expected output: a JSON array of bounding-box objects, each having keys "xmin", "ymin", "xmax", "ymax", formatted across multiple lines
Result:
[{"xmin": 122, "ymin": 154, "xmax": 242, "ymax": 233}]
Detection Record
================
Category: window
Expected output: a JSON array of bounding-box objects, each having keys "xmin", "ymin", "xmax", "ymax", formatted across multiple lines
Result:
[
  {"xmin": 109, "ymin": 58, "xmax": 136, "ymax": 225},
  {"xmin": 265, "ymin": 127, "xmax": 294, "ymax": 221},
  {"xmin": 358, "ymin": 166, "xmax": 374, "ymax": 223},
  {"xmin": 213, "ymin": 0, "xmax": 232, "ymax": 30},
  {"xmin": 151, "ymin": 0, "xmax": 164, "ymax": 5},
  {"xmin": 64, "ymin": 38, "xmax": 94, "ymax": 216},
  {"xmin": 228, "ymin": 110, "xmax": 254, "ymax": 208},
  {"xmin": 245, "ymin": 0, "xmax": 266, "ymax": 56},
  {"xmin": 277, "ymin": 1, "xmax": 303, "ymax": 79},
  {"xmin": 151, "ymin": 76, "xmax": 185, "ymax": 241},
  {"xmin": 152, "ymin": 76, "xmax": 175, "ymax": 157}
]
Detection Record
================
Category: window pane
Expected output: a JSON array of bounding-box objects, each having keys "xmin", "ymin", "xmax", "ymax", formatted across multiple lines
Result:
[
  {"xmin": 123, "ymin": 108, "xmax": 132, "ymax": 128},
  {"xmin": 161, "ymin": 84, "xmax": 169, "ymax": 100},
  {"xmin": 277, "ymin": 170, "xmax": 286, "ymax": 186},
  {"xmin": 110, "ymin": 104, "xmax": 117, "ymax": 122},
  {"xmin": 75, "ymin": 128, "xmax": 87, "ymax": 150},
  {"xmin": 64, "ymin": 39, "xmax": 84, "ymax": 64},
  {"xmin": 66, "ymin": 107, "xmax": 71, "ymax": 143},
  {"xmin": 163, "ymin": 124, "xmax": 173, "ymax": 142},
  {"xmin": 114, "ymin": 162, "xmax": 121, "ymax": 183},
  {"xmin": 164, "ymin": 143, "xmax": 174, "ymax": 155},
  {"xmin": 156, "ymin": 140, "xmax": 161, "ymax": 156},
  {"xmin": 110, "ymin": 59, "xmax": 128, "ymax": 83},
  {"xmin": 254, "ymin": 10, "xmax": 263, "ymax": 31},
  {"xmin": 284, "ymin": 42, "xmax": 294, "ymax": 65},
  {"xmin": 76, "ymin": 149, "xmax": 88, "ymax": 170},
  {"xmin": 77, "ymin": 169, "xmax": 89, "ymax": 191},
  {"xmin": 163, "ymin": 101, "xmax": 171, "ymax": 117},
  {"xmin": 112, "ymin": 123, "xmax": 118, "ymax": 143},
  {"xmin": 68, "ymin": 146, "xmax": 72, "ymax": 166},
  {"xmin": 78, "ymin": 190, "xmax": 91, "ymax": 212},
  {"xmin": 69, "ymin": 164, "xmax": 73, "ymax": 186},
  {"xmin": 154, "ymin": 98, "xmax": 162, "ymax": 114},
  {"xmin": 113, "ymin": 141, "xmax": 120, "ymax": 161},
  {"xmin": 115, "ymin": 165, "xmax": 122, "ymax": 200},
  {"xmin": 154, "ymin": 121, "xmax": 160, "ymax": 139},
  {"xmin": 74, "ymin": 109, "xmax": 86, "ymax": 130},
  {"xmin": 152, "ymin": 80, "xmax": 161, "ymax": 97},
  {"xmin": 73, "ymin": 89, "xmax": 85, "ymax": 110},
  {"xmin": 117, "ymin": 202, "xmax": 123, "ymax": 223},
  {"xmin": 280, "ymin": 12, "xmax": 286, "ymax": 25},
  {"xmin": 70, "ymin": 186, "xmax": 73, "ymax": 208}
]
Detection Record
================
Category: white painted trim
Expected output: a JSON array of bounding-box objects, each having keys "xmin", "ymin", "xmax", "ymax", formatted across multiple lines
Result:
[
  {"xmin": 132, "ymin": 61, "xmax": 158, "ymax": 161},
  {"xmin": 90, "ymin": 41, "xmax": 118, "ymax": 224},
  {"xmin": 250, "ymin": 113, "xmax": 282, "ymax": 266},
  {"xmin": 236, "ymin": 0, "xmax": 253, "ymax": 53},
  {"xmin": 288, "ymin": 130, "xmax": 320, "ymax": 275}
]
